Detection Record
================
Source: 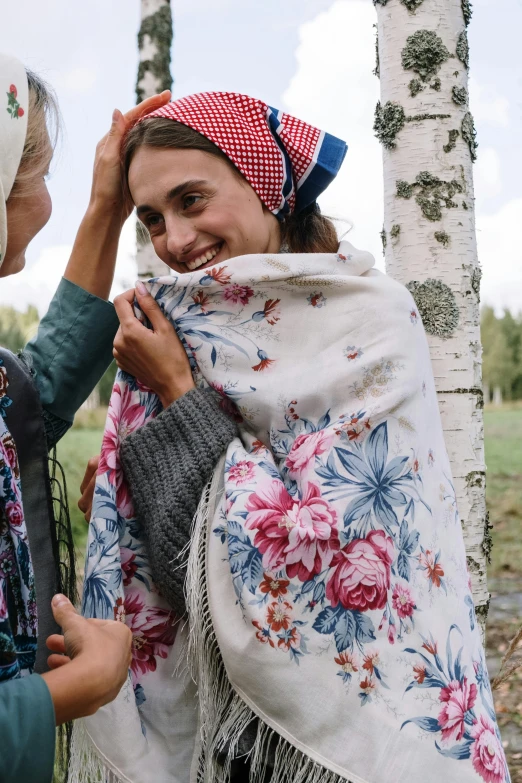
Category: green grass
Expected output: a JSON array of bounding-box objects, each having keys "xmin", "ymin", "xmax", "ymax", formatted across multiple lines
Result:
[
  {"xmin": 56, "ymin": 427, "xmax": 104, "ymax": 548},
  {"xmin": 484, "ymin": 407, "xmax": 522, "ymax": 578}
]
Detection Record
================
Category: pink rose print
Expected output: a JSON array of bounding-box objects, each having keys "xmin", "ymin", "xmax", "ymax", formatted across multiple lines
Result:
[
  {"xmin": 285, "ymin": 430, "xmax": 334, "ymax": 476},
  {"xmin": 470, "ymin": 715, "xmax": 507, "ymax": 783},
  {"xmin": 9, "ymin": 84, "xmax": 17, "ymax": 98},
  {"xmin": 121, "ymin": 547, "xmax": 138, "ymax": 587},
  {"xmin": 245, "ymin": 481, "xmax": 339, "ymax": 581},
  {"xmin": 223, "ymin": 284, "xmax": 254, "ymax": 305},
  {"xmin": 326, "ymin": 530, "xmax": 394, "ymax": 612},
  {"xmin": 99, "ymin": 384, "xmax": 147, "ymax": 518},
  {"xmin": 392, "ymin": 583, "xmax": 415, "ymax": 619},
  {"xmin": 2, "ymin": 434, "xmax": 19, "ymax": 479},
  {"xmin": 125, "ymin": 588, "xmax": 176, "ymax": 686},
  {"xmin": 410, "ymin": 309, "xmax": 419, "ymax": 325},
  {"xmin": 228, "ymin": 460, "xmax": 255, "ymax": 485},
  {"xmin": 438, "ymin": 677, "xmax": 478, "ymax": 742},
  {"xmin": 5, "ymin": 500, "xmax": 24, "ymax": 527}
]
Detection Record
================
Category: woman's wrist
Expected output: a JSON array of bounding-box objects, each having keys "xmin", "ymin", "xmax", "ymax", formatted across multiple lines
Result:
[
  {"xmin": 158, "ymin": 377, "xmax": 196, "ymax": 408},
  {"xmin": 42, "ymin": 658, "xmax": 105, "ymax": 725}
]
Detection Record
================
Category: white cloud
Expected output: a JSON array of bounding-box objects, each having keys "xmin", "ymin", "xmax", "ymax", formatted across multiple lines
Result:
[
  {"xmin": 474, "ymin": 147, "xmax": 502, "ymax": 203},
  {"xmin": 469, "ymin": 77, "xmax": 510, "ymax": 129},
  {"xmin": 477, "ymin": 199, "xmax": 522, "ymax": 315},
  {"xmin": 0, "ymin": 217, "xmax": 138, "ymax": 316},
  {"xmin": 282, "ymin": 0, "xmax": 383, "ymax": 269}
]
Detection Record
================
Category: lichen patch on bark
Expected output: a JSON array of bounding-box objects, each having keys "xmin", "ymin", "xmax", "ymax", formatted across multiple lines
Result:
[
  {"xmin": 406, "ymin": 278, "xmax": 460, "ymax": 338},
  {"xmin": 401, "ymin": 30, "xmax": 450, "ymax": 82}
]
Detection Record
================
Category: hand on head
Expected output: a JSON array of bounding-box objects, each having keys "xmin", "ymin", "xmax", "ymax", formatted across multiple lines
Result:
[
  {"xmin": 113, "ymin": 283, "xmax": 195, "ymax": 408},
  {"xmin": 90, "ymin": 91, "xmax": 172, "ymax": 224},
  {"xmin": 42, "ymin": 594, "xmax": 132, "ymax": 725}
]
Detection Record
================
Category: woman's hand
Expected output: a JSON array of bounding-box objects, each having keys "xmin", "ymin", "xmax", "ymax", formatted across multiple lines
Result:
[
  {"xmin": 78, "ymin": 456, "xmax": 100, "ymax": 523},
  {"xmin": 113, "ymin": 284, "xmax": 195, "ymax": 408},
  {"xmin": 89, "ymin": 91, "xmax": 171, "ymax": 221},
  {"xmin": 42, "ymin": 594, "xmax": 132, "ymax": 725},
  {"xmin": 63, "ymin": 91, "xmax": 171, "ymax": 300}
]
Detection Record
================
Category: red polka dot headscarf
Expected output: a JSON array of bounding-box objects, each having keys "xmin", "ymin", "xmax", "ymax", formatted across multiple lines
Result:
[{"xmin": 143, "ymin": 92, "xmax": 347, "ymax": 219}]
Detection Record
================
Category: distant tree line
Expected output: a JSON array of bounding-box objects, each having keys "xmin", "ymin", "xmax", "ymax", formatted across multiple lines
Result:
[
  {"xmin": 0, "ymin": 305, "xmax": 116, "ymax": 406},
  {"xmin": 481, "ymin": 307, "xmax": 522, "ymax": 405}
]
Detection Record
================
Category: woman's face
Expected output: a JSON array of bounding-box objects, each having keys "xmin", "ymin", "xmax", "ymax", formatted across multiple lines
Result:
[
  {"xmin": 0, "ymin": 177, "xmax": 52, "ymax": 278},
  {"xmin": 128, "ymin": 146, "xmax": 281, "ymax": 274}
]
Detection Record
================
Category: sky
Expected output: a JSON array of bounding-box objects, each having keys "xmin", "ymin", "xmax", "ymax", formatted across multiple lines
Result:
[{"xmin": 0, "ymin": 0, "xmax": 521, "ymax": 315}]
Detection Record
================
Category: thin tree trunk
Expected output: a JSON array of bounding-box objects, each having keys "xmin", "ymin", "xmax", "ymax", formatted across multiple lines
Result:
[
  {"xmin": 136, "ymin": 0, "xmax": 173, "ymax": 279},
  {"xmin": 373, "ymin": 0, "xmax": 489, "ymax": 629}
]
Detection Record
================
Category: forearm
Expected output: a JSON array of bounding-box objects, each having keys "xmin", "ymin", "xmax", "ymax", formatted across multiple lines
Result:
[
  {"xmin": 41, "ymin": 660, "xmax": 105, "ymax": 725},
  {"xmin": 63, "ymin": 202, "xmax": 126, "ymax": 300}
]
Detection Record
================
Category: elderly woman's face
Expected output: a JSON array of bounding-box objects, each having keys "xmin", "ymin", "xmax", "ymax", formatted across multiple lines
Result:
[
  {"xmin": 128, "ymin": 146, "xmax": 281, "ymax": 274},
  {"xmin": 0, "ymin": 177, "xmax": 52, "ymax": 278}
]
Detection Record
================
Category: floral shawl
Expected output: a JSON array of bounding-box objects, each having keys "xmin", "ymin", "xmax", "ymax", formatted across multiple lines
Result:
[
  {"xmin": 71, "ymin": 242, "xmax": 508, "ymax": 783},
  {"xmin": 0, "ymin": 357, "xmax": 38, "ymax": 681}
]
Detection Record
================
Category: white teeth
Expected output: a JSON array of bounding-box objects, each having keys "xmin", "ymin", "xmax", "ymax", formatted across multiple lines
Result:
[{"xmin": 186, "ymin": 244, "xmax": 221, "ymax": 271}]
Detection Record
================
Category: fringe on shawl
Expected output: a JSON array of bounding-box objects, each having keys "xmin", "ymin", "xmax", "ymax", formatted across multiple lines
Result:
[
  {"xmin": 68, "ymin": 719, "xmax": 130, "ymax": 783},
  {"xmin": 185, "ymin": 462, "xmax": 355, "ymax": 783}
]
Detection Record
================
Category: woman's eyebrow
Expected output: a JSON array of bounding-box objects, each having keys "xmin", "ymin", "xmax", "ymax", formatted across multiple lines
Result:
[{"xmin": 136, "ymin": 179, "xmax": 209, "ymax": 217}]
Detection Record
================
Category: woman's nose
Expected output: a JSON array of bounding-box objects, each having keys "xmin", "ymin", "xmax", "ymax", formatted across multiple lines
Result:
[{"xmin": 165, "ymin": 217, "xmax": 197, "ymax": 259}]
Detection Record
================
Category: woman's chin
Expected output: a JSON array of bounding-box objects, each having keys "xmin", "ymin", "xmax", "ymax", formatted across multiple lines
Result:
[{"xmin": 0, "ymin": 252, "xmax": 26, "ymax": 278}]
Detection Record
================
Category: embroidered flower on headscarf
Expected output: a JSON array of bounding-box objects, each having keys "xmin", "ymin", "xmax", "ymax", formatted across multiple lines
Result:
[
  {"xmin": 335, "ymin": 650, "xmax": 359, "ymax": 674},
  {"xmin": 223, "ymin": 284, "xmax": 254, "ymax": 306},
  {"xmin": 326, "ymin": 530, "xmax": 393, "ymax": 612},
  {"xmin": 7, "ymin": 85, "xmax": 24, "ymax": 119}
]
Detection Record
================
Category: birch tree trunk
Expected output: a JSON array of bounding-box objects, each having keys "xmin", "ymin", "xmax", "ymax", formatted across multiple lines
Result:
[
  {"xmin": 373, "ymin": 0, "xmax": 490, "ymax": 629},
  {"xmin": 136, "ymin": 0, "xmax": 173, "ymax": 279}
]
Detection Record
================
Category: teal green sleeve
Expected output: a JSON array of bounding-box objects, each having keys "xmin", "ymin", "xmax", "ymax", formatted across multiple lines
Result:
[
  {"xmin": 0, "ymin": 674, "xmax": 56, "ymax": 783},
  {"xmin": 24, "ymin": 277, "xmax": 119, "ymax": 444}
]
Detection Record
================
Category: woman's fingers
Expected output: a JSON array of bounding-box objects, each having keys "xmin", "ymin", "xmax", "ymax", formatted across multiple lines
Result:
[
  {"xmin": 122, "ymin": 90, "xmax": 171, "ymax": 126},
  {"xmin": 80, "ymin": 456, "xmax": 99, "ymax": 495},
  {"xmin": 47, "ymin": 634, "xmax": 67, "ymax": 654},
  {"xmin": 134, "ymin": 282, "xmax": 170, "ymax": 333},
  {"xmin": 47, "ymin": 654, "xmax": 71, "ymax": 669},
  {"xmin": 114, "ymin": 289, "xmax": 139, "ymax": 329}
]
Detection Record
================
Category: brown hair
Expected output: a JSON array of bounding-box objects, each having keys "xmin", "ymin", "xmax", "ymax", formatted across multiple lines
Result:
[
  {"xmin": 11, "ymin": 69, "xmax": 60, "ymax": 197},
  {"xmin": 123, "ymin": 118, "xmax": 339, "ymax": 254}
]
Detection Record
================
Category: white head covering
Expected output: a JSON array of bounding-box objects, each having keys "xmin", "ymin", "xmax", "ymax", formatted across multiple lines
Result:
[{"xmin": 0, "ymin": 53, "xmax": 29, "ymax": 269}]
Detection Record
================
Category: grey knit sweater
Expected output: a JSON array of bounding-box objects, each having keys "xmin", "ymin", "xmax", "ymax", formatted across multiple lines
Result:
[{"xmin": 120, "ymin": 386, "xmax": 237, "ymax": 618}]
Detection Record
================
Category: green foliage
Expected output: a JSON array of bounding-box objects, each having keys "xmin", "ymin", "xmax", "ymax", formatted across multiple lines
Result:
[
  {"xmin": 401, "ymin": 30, "xmax": 450, "ymax": 82},
  {"xmin": 0, "ymin": 305, "xmax": 40, "ymax": 352},
  {"xmin": 97, "ymin": 361, "xmax": 117, "ymax": 406},
  {"xmin": 481, "ymin": 307, "xmax": 522, "ymax": 399},
  {"xmin": 373, "ymin": 101, "xmax": 406, "ymax": 149}
]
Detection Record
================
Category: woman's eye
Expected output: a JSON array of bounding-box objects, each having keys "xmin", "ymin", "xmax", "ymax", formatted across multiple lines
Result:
[
  {"xmin": 183, "ymin": 194, "xmax": 202, "ymax": 209},
  {"xmin": 146, "ymin": 214, "xmax": 164, "ymax": 228}
]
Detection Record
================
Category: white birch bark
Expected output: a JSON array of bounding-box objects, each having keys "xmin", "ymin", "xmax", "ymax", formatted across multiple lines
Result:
[
  {"xmin": 136, "ymin": 0, "xmax": 172, "ymax": 279},
  {"xmin": 374, "ymin": 0, "xmax": 489, "ymax": 627}
]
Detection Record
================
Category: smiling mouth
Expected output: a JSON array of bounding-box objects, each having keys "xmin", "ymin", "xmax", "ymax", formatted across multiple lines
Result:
[{"xmin": 185, "ymin": 242, "xmax": 223, "ymax": 271}]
